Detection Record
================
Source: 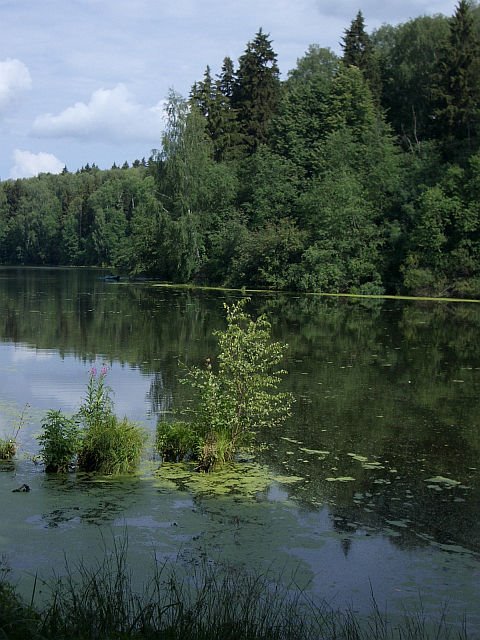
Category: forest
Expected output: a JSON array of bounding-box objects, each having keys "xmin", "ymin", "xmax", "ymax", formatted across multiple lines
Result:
[{"xmin": 1, "ymin": 0, "xmax": 479, "ymax": 298}]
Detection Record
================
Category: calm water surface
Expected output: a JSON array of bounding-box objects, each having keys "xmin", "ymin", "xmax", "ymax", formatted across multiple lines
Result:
[{"xmin": 0, "ymin": 268, "xmax": 479, "ymax": 630}]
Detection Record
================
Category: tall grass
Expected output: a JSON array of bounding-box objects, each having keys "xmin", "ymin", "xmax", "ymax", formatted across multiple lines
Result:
[
  {"xmin": 0, "ymin": 404, "xmax": 29, "ymax": 461},
  {"xmin": 37, "ymin": 368, "xmax": 146, "ymax": 474},
  {"xmin": 78, "ymin": 414, "xmax": 146, "ymax": 474},
  {"xmin": 0, "ymin": 546, "xmax": 472, "ymax": 640}
]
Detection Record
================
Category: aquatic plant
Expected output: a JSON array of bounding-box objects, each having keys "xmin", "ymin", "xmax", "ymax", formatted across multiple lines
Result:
[
  {"xmin": 174, "ymin": 299, "xmax": 293, "ymax": 471},
  {"xmin": 77, "ymin": 366, "xmax": 114, "ymax": 430},
  {"xmin": 0, "ymin": 545, "xmax": 472, "ymax": 640},
  {"xmin": 0, "ymin": 438, "xmax": 16, "ymax": 461},
  {"xmin": 0, "ymin": 403, "xmax": 29, "ymax": 460},
  {"xmin": 78, "ymin": 414, "xmax": 146, "ymax": 474},
  {"xmin": 156, "ymin": 420, "xmax": 199, "ymax": 461},
  {"xmin": 37, "ymin": 410, "xmax": 82, "ymax": 472},
  {"xmin": 36, "ymin": 368, "xmax": 146, "ymax": 475}
]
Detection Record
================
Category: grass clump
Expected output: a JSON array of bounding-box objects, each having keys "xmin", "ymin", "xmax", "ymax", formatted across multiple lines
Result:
[
  {"xmin": 156, "ymin": 420, "xmax": 199, "ymax": 462},
  {"xmin": 0, "ymin": 545, "xmax": 473, "ymax": 640},
  {"xmin": 156, "ymin": 299, "xmax": 293, "ymax": 471},
  {"xmin": 0, "ymin": 404, "xmax": 29, "ymax": 461},
  {"xmin": 37, "ymin": 367, "xmax": 145, "ymax": 475},
  {"xmin": 0, "ymin": 559, "xmax": 39, "ymax": 640},
  {"xmin": 0, "ymin": 438, "xmax": 16, "ymax": 461},
  {"xmin": 78, "ymin": 414, "xmax": 145, "ymax": 474}
]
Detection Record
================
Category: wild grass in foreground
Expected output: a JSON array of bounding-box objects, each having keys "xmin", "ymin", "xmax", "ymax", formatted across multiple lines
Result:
[{"xmin": 0, "ymin": 545, "xmax": 472, "ymax": 640}]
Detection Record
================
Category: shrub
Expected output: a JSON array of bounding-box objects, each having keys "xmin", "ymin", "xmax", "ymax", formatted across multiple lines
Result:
[
  {"xmin": 156, "ymin": 421, "xmax": 199, "ymax": 462},
  {"xmin": 37, "ymin": 410, "xmax": 82, "ymax": 472},
  {"xmin": 182, "ymin": 298, "xmax": 293, "ymax": 471},
  {"xmin": 78, "ymin": 415, "xmax": 146, "ymax": 474}
]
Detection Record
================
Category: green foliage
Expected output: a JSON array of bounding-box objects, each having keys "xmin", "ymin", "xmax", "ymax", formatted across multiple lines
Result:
[
  {"xmin": 0, "ymin": 546, "xmax": 472, "ymax": 640},
  {"xmin": 227, "ymin": 217, "xmax": 307, "ymax": 290},
  {"xmin": 35, "ymin": 368, "xmax": 145, "ymax": 475},
  {"xmin": 77, "ymin": 414, "xmax": 145, "ymax": 474},
  {"xmin": 232, "ymin": 28, "xmax": 281, "ymax": 152},
  {"xmin": 184, "ymin": 299, "xmax": 293, "ymax": 469},
  {"xmin": 77, "ymin": 366, "xmax": 114, "ymax": 430},
  {"xmin": 38, "ymin": 410, "xmax": 81, "ymax": 473},
  {"xmin": 373, "ymin": 15, "xmax": 449, "ymax": 143},
  {"xmin": 0, "ymin": 579, "xmax": 39, "ymax": 640},
  {"xmin": 156, "ymin": 421, "xmax": 199, "ymax": 462},
  {"xmin": 76, "ymin": 368, "xmax": 145, "ymax": 474},
  {"xmin": 271, "ymin": 48, "xmax": 337, "ymax": 177},
  {"xmin": 0, "ymin": 438, "xmax": 16, "ymax": 460},
  {"xmin": 342, "ymin": 10, "xmax": 382, "ymax": 104},
  {"xmin": 0, "ymin": 9, "xmax": 479, "ymax": 298},
  {"xmin": 433, "ymin": 0, "xmax": 480, "ymax": 155},
  {"xmin": 0, "ymin": 403, "xmax": 29, "ymax": 460}
]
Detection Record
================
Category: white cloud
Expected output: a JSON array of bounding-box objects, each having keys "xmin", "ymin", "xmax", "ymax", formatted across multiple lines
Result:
[
  {"xmin": 32, "ymin": 84, "xmax": 165, "ymax": 143},
  {"xmin": 0, "ymin": 59, "xmax": 32, "ymax": 113},
  {"xmin": 10, "ymin": 149, "xmax": 64, "ymax": 179}
]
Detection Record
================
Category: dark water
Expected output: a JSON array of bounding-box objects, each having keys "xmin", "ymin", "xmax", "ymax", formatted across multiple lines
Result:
[{"xmin": 0, "ymin": 267, "xmax": 479, "ymax": 630}]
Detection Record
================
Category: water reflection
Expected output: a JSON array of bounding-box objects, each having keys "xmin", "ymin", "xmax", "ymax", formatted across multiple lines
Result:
[{"xmin": 0, "ymin": 268, "xmax": 479, "ymax": 625}]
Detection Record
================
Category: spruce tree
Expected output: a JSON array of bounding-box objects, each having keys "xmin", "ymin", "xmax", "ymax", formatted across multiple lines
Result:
[
  {"xmin": 342, "ymin": 11, "xmax": 382, "ymax": 104},
  {"xmin": 433, "ymin": 0, "xmax": 480, "ymax": 153},
  {"xmin": 218, "ymin": 56, "xmax": 236, "ymax": 99},
  {"xmin": 232, "ymin": 29, "xmax": 281, "ymax": 152},
  {"xmin": 191, "ymin": 65, "xmax": 240, "ymax": 161}
]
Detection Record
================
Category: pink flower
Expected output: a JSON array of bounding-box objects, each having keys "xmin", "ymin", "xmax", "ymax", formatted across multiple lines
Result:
[
  {"xmin": 90, "ymin": 366, "xmax": 97, "ymax": 377},
  {"xmin": 101, "ymin": 366, "xmax": 108, "ymax": 376}
]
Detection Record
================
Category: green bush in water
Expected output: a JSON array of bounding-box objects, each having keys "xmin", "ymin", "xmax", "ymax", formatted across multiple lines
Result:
[
  {"xmin": 73, "ymin": 367, "xmax": 146, "ymax": 474},
  {"xmin": 78, "ymin": 414, "xmax": 146, "ymax": 474},
  {"xmin": 0, "ymin": 438, "xmax": 16, "ymax": 460},
  {"xmin": 36, "ymin": 367, "xmax": 145, "ymax": 475},
  {"xmin": 156, "ymin": 421, "xmax": 199, "ymax": 461},
  {"xmin": 38, "ymin": 410, "xmax": 82, "ymax": 472},
  {"xmin": 181, "ymin": 298, "xmax": 293, "ymax": 471}
]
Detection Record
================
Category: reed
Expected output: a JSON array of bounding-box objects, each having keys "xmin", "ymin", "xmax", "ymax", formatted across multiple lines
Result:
[{"xmin": 0, "ymin": 547, "xmax": 471, "ymax": 640}]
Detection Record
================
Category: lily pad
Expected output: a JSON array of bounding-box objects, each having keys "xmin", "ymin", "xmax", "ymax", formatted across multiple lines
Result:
[
  {"xmin": 299, "ymin": 448, "xmax": 330, "ymax": 456},
  {"xmin": 362, "ymin": 462, "xmax": 384, "ymax": 470},
  {"xmin": 347, "ymin": 453, "xmax": 369, "ymax": 463},
  {"xmin": 425, "ymin": 476, "xmax": 460, "ymax": 487}
]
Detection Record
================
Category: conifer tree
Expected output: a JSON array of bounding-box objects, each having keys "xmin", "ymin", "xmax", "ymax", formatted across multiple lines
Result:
[
  {"xmin": 342, "ymin": 11, "xmax": 382, "ymax": 104},
  {"xmin": 433, "ymin": 0, "xmax": 480, "ymax": 152},
  {"xmin": 232, "ymin": 29, "xmax": 281, "ymax": 152},
  {"xmin": 218, "ymin": 56, "xmax": 236, "ymax": 99},
  {"xmin": 191, "ymin": 66, "xmax": 240, "ymax": 161}
]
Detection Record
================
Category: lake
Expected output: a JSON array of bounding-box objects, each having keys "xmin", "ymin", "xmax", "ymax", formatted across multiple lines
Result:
[{"xmin": 0, "ymin": 267, "xmax": 479, "ymax": 631}]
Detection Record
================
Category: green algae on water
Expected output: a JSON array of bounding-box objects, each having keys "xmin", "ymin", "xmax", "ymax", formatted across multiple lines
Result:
[{"xmin": 155, "ymin": 462, "xmax": 275, "ymax": 498}]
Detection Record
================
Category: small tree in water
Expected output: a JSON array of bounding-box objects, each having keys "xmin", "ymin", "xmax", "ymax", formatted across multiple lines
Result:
[{"xmin": 157, "ymin": 299, "xmax": 293, "ymax": 470}]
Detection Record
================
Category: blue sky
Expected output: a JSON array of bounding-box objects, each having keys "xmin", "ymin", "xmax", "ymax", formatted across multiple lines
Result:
[{"xmin": 0, "ymin": 0, "xmax": 457, "ymax": 180}]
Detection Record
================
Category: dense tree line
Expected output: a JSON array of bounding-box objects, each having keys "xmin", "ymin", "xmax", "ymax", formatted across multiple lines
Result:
[{"xmin": 1, "ymin": 1, "xmax": 480, "ymax": 297}]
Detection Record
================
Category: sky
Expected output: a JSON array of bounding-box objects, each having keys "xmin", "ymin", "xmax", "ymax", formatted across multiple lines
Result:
[{"xmin": 0, "ymin": 0, "xmax": 458, "ymax": 180}]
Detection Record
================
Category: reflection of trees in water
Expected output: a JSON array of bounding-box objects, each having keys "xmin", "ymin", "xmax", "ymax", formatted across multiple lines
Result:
[
  {"xmin": 254, "ymin": 296, "xmax": 480, "ymax": 556},
  {"xmin": 147, "ymin": 372, "xmax": 173, "ymax": 417},
  {"xmin": 1, "ymin": 268, "xmax": 480, "ymax": 555}
]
